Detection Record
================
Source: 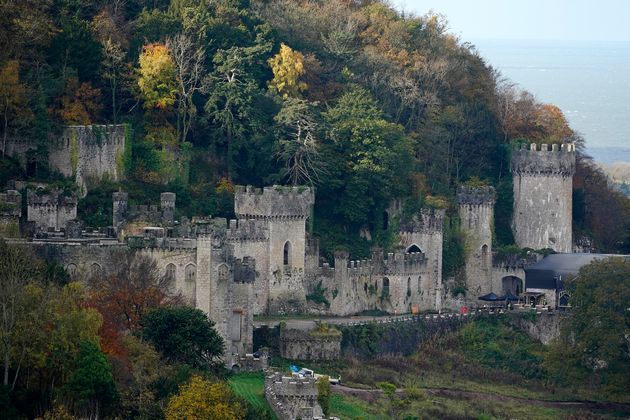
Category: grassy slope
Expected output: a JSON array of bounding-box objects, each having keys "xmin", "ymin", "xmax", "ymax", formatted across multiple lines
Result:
[{"xmin": 228, "ymin": 372, "xmax": 276, "ymax": 417}]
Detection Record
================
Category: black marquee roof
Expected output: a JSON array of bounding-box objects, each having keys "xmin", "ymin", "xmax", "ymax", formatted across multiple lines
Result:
[{"xmin": 524, "ymin": 253, "xmax": 629, "ymax": 290}]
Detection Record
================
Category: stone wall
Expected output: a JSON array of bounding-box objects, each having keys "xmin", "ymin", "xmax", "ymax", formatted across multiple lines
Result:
[
  {"xmin": 511, "ymin": 143, "xmax": 575, "ymax": 252},
  {"xmin": 279, "ymin": 327, "xmax": 341, "ymax": 361},
  {"xmin": 26, "ymin": 188, "xmax": 77, "ymax": 232},
  {"xmin": 265, "ymin": 372, "xmax": 323, "ymax": 420},
  {"xmin": 509, "ymin": 312, "xmax": 563, "ymax": 345}
]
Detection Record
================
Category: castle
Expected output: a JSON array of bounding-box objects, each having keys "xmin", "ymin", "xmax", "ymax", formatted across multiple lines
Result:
[{"xmin": 0, "ymin": 127, "xmax": 578, "ymax": 365}]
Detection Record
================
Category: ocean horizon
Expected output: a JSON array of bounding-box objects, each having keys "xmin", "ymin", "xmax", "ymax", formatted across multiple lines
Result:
[{"xmin": 472, "ymin": 38, "xmax": 630, "ymax": 164}]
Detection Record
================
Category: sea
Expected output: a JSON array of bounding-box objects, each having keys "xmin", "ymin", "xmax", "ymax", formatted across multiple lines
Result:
[{"xmin": 472, "ymin": 39, "xmax": 630, "ymax": 164}]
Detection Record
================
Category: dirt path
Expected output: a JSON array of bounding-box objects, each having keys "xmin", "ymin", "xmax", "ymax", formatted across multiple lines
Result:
[{"xmin": 332, "ymin": 384, "xmax": 630, "ymax": 412}]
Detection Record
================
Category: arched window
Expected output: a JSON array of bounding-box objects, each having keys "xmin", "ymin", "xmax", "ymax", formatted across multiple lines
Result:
[
  {"xmin": 407, "ymin": 244, "xmax": 422, "ymax": 253},
  {"xmin": 283, "ymin": 241, "xmax": 291, "ymax": 267},
  {"xmin": 66, "ymin": 263, "xmax": 77, "ymax": 277},
  {"xmin": 90, "ymin": 263, "xmax": 102, "ymax": 278},
  {"xmin": 418, "ymin": 276, "xmax": 422, "ymax": 293},
  {"xmin": 185, "ymin": 264, "xmax": 196, "ymax": 282},
  {"xmin": 164, "ymin": 263, "xmax": 176, "ymax": 293},
  {"xmin": 407, "ymin": 277, "xmax": 411, "ymax": 297},
  {"xmin": 217, "ymin": 264, "xmax": 229, "ymax": 281}
]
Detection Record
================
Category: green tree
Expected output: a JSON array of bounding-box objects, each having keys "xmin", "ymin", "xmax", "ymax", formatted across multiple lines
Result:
[
  {"xmin": 268, "ymin": 43, "xmax": 308, "ymax": 99},
  {"xmin": 64, "ymin": 341, "xmax": 118, "ymax": 418},
  {"xmin": 137, "ymin": 43, "xmax": 178, "ymax": 110},
  {"xmin": 545, "ymin": 257, "xmax": 630, "ymax": 395},
  {"xmin": 141, "ymin": 307, "xmax": 224, "ymax": 369}
]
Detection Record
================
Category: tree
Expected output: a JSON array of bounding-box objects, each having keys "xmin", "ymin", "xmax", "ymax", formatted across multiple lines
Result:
[
  {"xmin": 54, "ymin": 75, "xmax": 103, "ymax": 125},
  {"xmin": 545, "ymin": 257, "xmax": 630, "ymax": 395},
  {"xmin": 166, "ymin": 33, "xmax": 205, "ymax": 143},
  {"xmin": 87, "ymin": 251, "xmax": 175, "ymax": 354},
  {"xmin": 268, "ymin": 43, "xmax": 308, "ymax": 99},
  {"xmin": 141, "ymin": 307, "xmax": 224, "ymax": 369},
  {"xmin": 0, "ymin": 61, "xmax": 28, "ymax": 157},
  {"xmin": 204, "ymin": 42, "xmax": 270, "ymax": 179},
  {"xmin": 0, "ymin": 241, "xmax": 43, "ymax": 387},
  {"xmin": 274, "ymin": 98, "xmax": 324, "ymax": 185},
  {"xmin": 164, "ymin": 375, "xmax": 244, "ymax": 420},
  {"xmin": 64, "ymin": 341, "xmax": 118, "ymax": 418},
  {"xmin": 138, "ymin": 43, "xmax": 178, "ymax": 110}
]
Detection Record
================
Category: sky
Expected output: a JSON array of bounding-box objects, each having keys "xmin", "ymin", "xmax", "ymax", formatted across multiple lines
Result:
[{"xmin": 394, "ymin": 0, "xmax": 630, "ymax": 42}]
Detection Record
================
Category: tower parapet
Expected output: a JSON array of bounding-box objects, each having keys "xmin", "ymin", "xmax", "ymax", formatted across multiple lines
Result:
[
  {"xmin": 511, "ymin": 143, "xmax": 576, "ymax": 252},
  {"xmin": 235, "ymin": 185, "xmax": 314, "ymax": 219},
  {"xmin": 399, "ymin": 208, "xmax": 445, "ymax": 234},
  {"xmin": 511, "ymin": 143, "xmax": 576, "ymax": 176},
  {"xmin": 27, "ymin": 188, "xmax": 77, "ymax": 232}
]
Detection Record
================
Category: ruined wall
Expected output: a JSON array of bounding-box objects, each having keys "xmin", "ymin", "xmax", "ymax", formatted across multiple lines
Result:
[
  {"xmin": 27, "ymin": 189, "xmax": 77, "ymax": 231},
  {"xmin": 279, "ymin": 328, "xmax": 341, "ymax": 361},
  {"xmin": 309, "ymin": 249, "xmax": 430, "ymax": 316},
  {"xmin": 398, "ymin": 208, "xmax": 445, "ymax": 310},
  {"xmin": 510, "ymin": 312, "xmax": 563, "ymax": 345},
  {"xmin": 511, "ymin": 143, "xmax": 576, "ymax": 252},
  {"xmin": 458, "ymin": 186, "xmax": 496, "ymax": 302}
]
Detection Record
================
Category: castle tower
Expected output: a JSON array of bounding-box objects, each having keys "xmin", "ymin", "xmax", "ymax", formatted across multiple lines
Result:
[
  {"xmin": 234, "ymin": 185, "xmax": 314, "ymax": 314},
  {"xmin": 160, "ymin": 192, "xmax": 176, "ymax": 224},
  {"xmin": 112, "ymin": 191, "xmax": 128, "ymax": 229},
  {"xmin": 398, "ymin": 208, "xmax": 445, "ymax": 311},
  {"xmin": 511, "ymin": 143, "xmax": 576, "ymax": 252},
  {"xmin": 458, "ymin": 185, "xmax": 496, "ymax": 300}
]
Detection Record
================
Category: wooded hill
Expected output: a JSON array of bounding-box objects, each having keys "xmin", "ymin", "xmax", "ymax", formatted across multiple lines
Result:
[{"xmin": 1, "ymin": 0, "xmax": 629, "ymax": 261}]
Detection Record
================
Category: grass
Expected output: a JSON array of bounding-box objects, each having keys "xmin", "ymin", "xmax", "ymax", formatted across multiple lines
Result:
[
  {"xmin": 228, "ymin": 372, "xmax": 275, "ymax": 417},
  {"xmin": 330, "ymin": 393, "xmax": 378, "ymax": 419}
]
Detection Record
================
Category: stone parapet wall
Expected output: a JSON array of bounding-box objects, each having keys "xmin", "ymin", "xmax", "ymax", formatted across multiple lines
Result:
[
  {"xmin": 511, "ymin": 142, "xmax": 576, "ymax": 175},
  {"xmin": 235, "ymin": 185, "xmax": 314, "ymax": 218},
  {"xmin": 265, "ymin": 371, "xmax": 323, "ymax": 420},
  {"xmin": 279, "ymin": 328, "xmax": 341, "ymax": 361}
]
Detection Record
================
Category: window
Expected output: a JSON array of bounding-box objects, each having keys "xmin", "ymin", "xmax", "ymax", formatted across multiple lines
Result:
[
  {"xmin": 185, "ymin": 264, "xmax": 196, "ymax": 282},
  {"xmin": 165, "ymin": 263, "xmax": 176, "ymax": 293},
  {"xmin": 90, "ymin": 263, "xmax": 102, "ymax": 278},
  {"xmin": 481, "ymin": 244, "xmax": 489, "ymax": 269},
  {"xmin": 283, "ymin": 241, "xmax": 291, "ymax": 266},
  {"xmin": 407, "ymin": 244, "xmax": 421, "ymax": 253},
  {"xmin": 382, "ymin": 277, "xmax": 390, "ymax": 298},
  {"xmin": 407, "ymin": 277, "xmax": 411, "ymax": 297},
  {"xmin": 217, "ymin": 264, "xmax": 229, "ymax": 281}
]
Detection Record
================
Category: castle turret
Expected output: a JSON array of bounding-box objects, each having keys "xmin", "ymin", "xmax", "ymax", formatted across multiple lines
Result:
[
  {"xmin": 112, "ymin": 191, "xmax": 128, "ymax": 229},
  {"xmin": 458, "ymin": 185, "xmax": 496, "ymax": 300},
  {"xmin": 27, "ymin": 188, "xmax": 77, "ymax": 232},
  {"xmin": 160, "ymin": 192, "xmax": 176, "ymax": 224},
  {"xmin": 511, "ymin": 143, "xmax": 575, "ymax": 252}
]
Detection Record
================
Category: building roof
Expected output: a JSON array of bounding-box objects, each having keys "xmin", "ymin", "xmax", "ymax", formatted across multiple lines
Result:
[{"xmin": 525, "ymin": 253, "xmax": 629, "ymax": 290}]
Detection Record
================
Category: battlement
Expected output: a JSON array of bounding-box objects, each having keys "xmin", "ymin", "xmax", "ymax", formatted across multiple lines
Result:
[
  {"xmin": 266, "ymin": 372, "xmax": 318, "ymax": 398},
  {"xmin": 26, "ymin": 188, "xmax": 77, "ymax": 232},
  {"xmin": 458, "ymin": 185, "xmax": 496, "ymax": 206},
  {"xmin": 330, "ymin": 249, "xmax": 426, "ymax": 275},
  {"xmin": 235, "ymin": 185, "xmax": 314, "ymax": 218},
  {"xmin": 226, "ymin": 218, "xmax": 268, "ymax": 242},
  {"xmin": 112, "ymin": 192, "xmax": 176, "ymax": 228},
  {"xmin": 0, "ymin": 190, "xmax": 21, "ymax": 217},
  {"xmin": 27, "ymin": 189, "xmax": 77, "ymax": 207},
  {"xmin": 511, "ymin": 143, "xmax": 576, "ymax": 176},
  {"xmin": 50, "ymin": 125, "xmax": 125, "ymax": 149},
  {"xmin": 399, "ymin": 208, "xmax": 445, "ymax": 234}
]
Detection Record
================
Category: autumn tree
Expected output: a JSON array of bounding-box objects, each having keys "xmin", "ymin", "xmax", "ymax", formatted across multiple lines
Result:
[
  {"xmin": 54, "ymin": 75, "xmax": 103, "ymax": 125},
  {"xmin": 87, "ymin": 251, "xmax": 175, "ymax": 357},
  {"xmin": 0, "ymin": 61, "xmax": 28, "ymax": 157},
  {"xmin": 268, "ymin": 43, "xmax": 308, "ymax": 99},
  {"xmin": 164, "ymin": 375, "xmax": 244, "ymax": 420},
  {"xmin": 138, "ymin": 43, "xmax": 178, "ymax": 110}
]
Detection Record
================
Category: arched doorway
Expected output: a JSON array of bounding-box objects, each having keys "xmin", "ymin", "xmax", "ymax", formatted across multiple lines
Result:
[
  {"xmin": 407, "ymin": 244, "xmax": 422, "ymax": 253},
  {"xmin": 501, "ymin": 276, "xmax": 523, "ymax": 295}
]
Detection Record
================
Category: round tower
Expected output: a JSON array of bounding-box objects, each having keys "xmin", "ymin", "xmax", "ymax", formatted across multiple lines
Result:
[
  {"xmin": 511, "ymin": 143, "xmax": 576, "ymax": 253},
  {"xmin": 458, "ymin": 185, "xmax": 496, "ymax": 299},
  {"xmin": 112, "ymin": 191, "xmax": 128, "ymax": 229}
]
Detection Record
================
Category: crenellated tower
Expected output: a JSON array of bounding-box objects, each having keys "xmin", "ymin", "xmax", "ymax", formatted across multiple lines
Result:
[
  {"xmin": 511, "ymin": 143, "xmax": 576, "ymax": 253},
  {"xmin": 458, "ymin": 185, "xmax": 496, "ymax": 300},
  {"xmin": 235, "ymin": 185, "xmax": 314, "ymax": 314}
]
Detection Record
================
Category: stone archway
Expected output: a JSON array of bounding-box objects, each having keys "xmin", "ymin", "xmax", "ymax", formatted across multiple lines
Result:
[{"xmin": 501, "ymin": 275, "xmax": 523, "ymax": 295}]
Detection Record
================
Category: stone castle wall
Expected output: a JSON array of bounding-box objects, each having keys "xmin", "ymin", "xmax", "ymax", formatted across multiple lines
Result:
[
  {"xmin": 265, "ymin": 372, "xmax": 323, "ymax": 420},
  {"xmin": 27, "ymin": 188, "xmax": 77, "ymax": 232},
  {"xmin": 279, "ymin": 328, "xmax": 341, "ymax": 361},
  {"xmin": 0, "ymin": 190, "xmax": 21, "ymax": 237},
  {"xmin": 512, "ymin": 143, "xmax": 575, "ymax": 252},
  {"xmin": 4, "ymin": 125, "xmax": 126, "ymax": 196}
]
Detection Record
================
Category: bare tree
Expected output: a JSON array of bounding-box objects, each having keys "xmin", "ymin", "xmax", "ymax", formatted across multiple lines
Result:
[{"xmin": 167, "ymin": 34, "xmax": 206, "ymax": 144}]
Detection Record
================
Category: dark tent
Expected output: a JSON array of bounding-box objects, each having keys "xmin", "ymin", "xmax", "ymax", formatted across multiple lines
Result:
[
  {"xmin": 524, "ymin": 253, "xmax": 629, "ymax": 290},
  {"xmin": 478, "ymin": 292, "xmax": 501, "ymax": 301}
]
